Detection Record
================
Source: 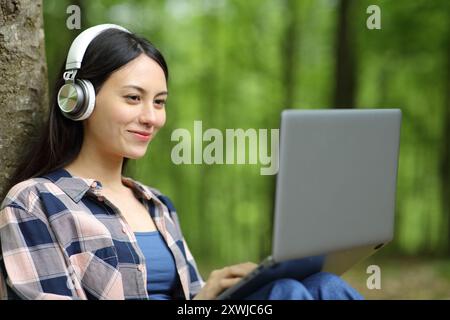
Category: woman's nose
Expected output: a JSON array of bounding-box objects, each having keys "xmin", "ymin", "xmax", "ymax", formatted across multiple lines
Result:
[{"xmin": 139, "ymin": 103, "xmax": 157, "ymax": 125}]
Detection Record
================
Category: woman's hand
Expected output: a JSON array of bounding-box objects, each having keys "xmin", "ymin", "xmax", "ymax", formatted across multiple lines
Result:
[{"xmin": 193, "ymin": 262, "xmax": 258, "ymax": 300}]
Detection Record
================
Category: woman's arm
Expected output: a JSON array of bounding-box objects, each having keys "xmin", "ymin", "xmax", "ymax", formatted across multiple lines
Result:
[{"xmin": 0, "ymin": 206, "xmax": 83, "ymax": 300}]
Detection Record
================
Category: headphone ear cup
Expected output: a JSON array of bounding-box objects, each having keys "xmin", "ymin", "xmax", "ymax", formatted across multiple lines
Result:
[
  {"xmin": 57, "ymin": 79, "xmax": 95, "ymax": 121},
  {"xmin": 75, "ymin": 79, "xmax": 96, "ymax": 121},
  {"xmin": 57, "ymin": 82, "xmax": 84, "ymax": 120}
]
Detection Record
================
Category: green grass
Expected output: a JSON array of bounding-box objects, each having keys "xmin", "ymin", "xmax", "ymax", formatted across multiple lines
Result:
[{"xmin": 342, "ymin": 256, "xmax": 450, "ymax": 300}]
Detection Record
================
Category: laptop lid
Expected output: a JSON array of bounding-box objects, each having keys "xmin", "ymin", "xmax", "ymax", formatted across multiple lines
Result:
[{"xmin": 272, "ymin": 109, "xmax": 402, "ymax": 262}]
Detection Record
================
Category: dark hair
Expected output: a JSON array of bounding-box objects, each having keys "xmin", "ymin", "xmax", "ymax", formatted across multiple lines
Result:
[{"xmin": 2, "ymin": 28, "xmax": 169, "ymax": 197}]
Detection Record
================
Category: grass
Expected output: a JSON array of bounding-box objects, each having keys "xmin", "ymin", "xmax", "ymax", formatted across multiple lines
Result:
[{"xmin": 342, "ymin": 255, "xmax": 450, "ymax": 300}]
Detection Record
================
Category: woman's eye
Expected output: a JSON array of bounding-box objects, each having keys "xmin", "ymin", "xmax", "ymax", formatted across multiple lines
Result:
[
  {"xmin": 154, "ymin": 99, "xmax": 166, "ymax": 108},
  {"xmin": 125, "ymin": 95, "xmax": 141, "ymax": 103}
]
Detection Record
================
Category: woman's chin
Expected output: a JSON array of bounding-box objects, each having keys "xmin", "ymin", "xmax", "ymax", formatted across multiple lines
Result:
[{"xmin": 124, "ymin": 150, "xmax": 148, "ymax": 160}]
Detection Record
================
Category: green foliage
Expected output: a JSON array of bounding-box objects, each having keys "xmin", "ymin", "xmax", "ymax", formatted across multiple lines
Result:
[{"xmin": 43, "ymin": 0, "xmax": 450, "ymax": 276}]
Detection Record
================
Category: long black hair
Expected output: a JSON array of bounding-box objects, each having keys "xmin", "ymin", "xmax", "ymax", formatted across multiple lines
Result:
[{"xmin": 2, "ymin": 28, "xmax": 169, "ymax": 198}]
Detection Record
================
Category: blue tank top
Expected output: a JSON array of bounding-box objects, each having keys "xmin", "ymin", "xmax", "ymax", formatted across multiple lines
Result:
[{"xmin": 134, "ymin": 230, "xmax": 180, "ymax": 300}]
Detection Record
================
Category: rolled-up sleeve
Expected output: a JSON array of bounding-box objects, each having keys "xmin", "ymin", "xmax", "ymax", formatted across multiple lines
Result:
[{"xmin": 0, "ymin": 205, "xmax": 81, "ymax": 299}]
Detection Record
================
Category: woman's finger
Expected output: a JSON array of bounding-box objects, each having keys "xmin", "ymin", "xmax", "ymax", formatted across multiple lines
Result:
[
  {"xmin": 220, "ymin": 262, "xmax": 258, "ymax": 278},
  {"xmin": 218, "ymin": 277, "xmax": 244, "ymax": 291}
]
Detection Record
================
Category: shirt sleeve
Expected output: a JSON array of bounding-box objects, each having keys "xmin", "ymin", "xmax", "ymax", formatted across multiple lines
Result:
[{"xmin": 0, "ymin": 205, "xmax": 83, "ymax": 300}]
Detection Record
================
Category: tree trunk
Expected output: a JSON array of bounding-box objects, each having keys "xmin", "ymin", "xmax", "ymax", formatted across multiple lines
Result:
[
  {"xmin": 333, "ymin": 0, "xmax": 356, "ymax": 108},
  {"xmin": 197, "ymin": 6, "xmax": 219, "ymax": 263},
  {"xmin": 0, "ymin": 0, "xmax": 48, "ymax": 199},
  {"xmin": 281, "ymin": 0, "xmax": 300, "ymax": 110},
  {"xmin": 259, "ymin": 0, "xmax": 300, "ymax": 259},
  {"xmin": 443, "ymin": 31, "xmax": 450, "ymax": 254}
]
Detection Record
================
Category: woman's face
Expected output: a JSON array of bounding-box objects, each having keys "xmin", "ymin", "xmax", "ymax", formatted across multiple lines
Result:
[{"xmin": 84, "ymin": 53, "xmax": 167, "ymax": 160}]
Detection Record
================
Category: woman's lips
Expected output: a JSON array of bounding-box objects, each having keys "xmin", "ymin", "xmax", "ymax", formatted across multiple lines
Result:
[{"xmin": 128, "ymin": 130, "xmax": 152, "ymax": 141}]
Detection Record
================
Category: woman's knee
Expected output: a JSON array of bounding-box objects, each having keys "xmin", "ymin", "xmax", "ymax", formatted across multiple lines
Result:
[
  {"xmin": 302, "ymin": 272, "xmax": 364, "ymax": 300},
  {"xmin": 268, "ymin": 278, "xmax": 313, "ymax": 300},
  {"xmin": 305, "ymin": 272, "xmax": 342, "ymax": 287}
]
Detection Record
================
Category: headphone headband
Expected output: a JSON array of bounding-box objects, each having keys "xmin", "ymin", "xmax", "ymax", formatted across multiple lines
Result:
[{"xmin": 65, "ymin": 23, "xmax": 130, "ymax": 70}]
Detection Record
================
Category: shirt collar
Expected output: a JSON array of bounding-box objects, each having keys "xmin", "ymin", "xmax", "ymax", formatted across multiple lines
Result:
[{"xmin": 41, "ymin": 168, "xmax": 154, "ymax": 203}]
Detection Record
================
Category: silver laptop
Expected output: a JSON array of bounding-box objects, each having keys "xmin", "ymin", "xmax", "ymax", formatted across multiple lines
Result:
[{"xmin": 216, "ymin": 108, "xmax": 402, "ymax": 300}]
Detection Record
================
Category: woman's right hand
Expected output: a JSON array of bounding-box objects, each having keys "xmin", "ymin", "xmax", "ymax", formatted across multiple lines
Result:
[{"xmin": 193, "ymin": 262, "xmax": 258, "ymax": 300}]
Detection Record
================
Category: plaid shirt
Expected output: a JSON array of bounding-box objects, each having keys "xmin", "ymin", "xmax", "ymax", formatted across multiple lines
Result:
[{"xmin": 0, "ymin": 168, "xmax": 204, "ymax": 300}]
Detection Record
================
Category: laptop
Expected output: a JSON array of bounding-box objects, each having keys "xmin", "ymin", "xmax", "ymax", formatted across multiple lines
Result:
[{"xmin": 216, "ymin": 108, "xmax": 402, "ymax": 300}]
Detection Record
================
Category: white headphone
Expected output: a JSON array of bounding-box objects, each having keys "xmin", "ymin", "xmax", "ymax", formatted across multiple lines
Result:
[{"xmin": 57, "ymin": 24, "xmax": 131, "ymax": 121}]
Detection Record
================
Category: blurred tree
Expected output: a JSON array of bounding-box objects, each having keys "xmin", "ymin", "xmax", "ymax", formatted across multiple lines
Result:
[
  {"xmin": 282, "ymin": 0, "xmax": 300, "ymax": 109},
  {"xmin": 43, "ymin": 0, "xmax": 76, "ymax": 91},
  {"xmin": 197, "ymin": 3, "xmax": 219, "ymax": 259},
  {"xmin": 0, "ymin": 0, "xmax": 48, "ymax": 200},
  {"xmin": 443, "ymin": 24, "xmax": 450, "ymax": 254},
  {"xmin": 333, "ymin": 0, "xmax": 357, "ymax": 108}
]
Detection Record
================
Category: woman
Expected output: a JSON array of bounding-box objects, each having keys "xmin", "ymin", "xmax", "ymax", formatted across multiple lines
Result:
[{"xmin": 0, "ymin": 24, "xmax": 362, "ymax": 300}]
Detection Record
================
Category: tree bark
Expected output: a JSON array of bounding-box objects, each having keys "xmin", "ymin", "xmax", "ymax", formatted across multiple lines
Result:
[
  {"xmin": 0, "ymin": 0, "xmax": 48, "ymax": 199},
  {"xmin": 333, "ymin": 0, "xmax": 356, "ymax": 108}
]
